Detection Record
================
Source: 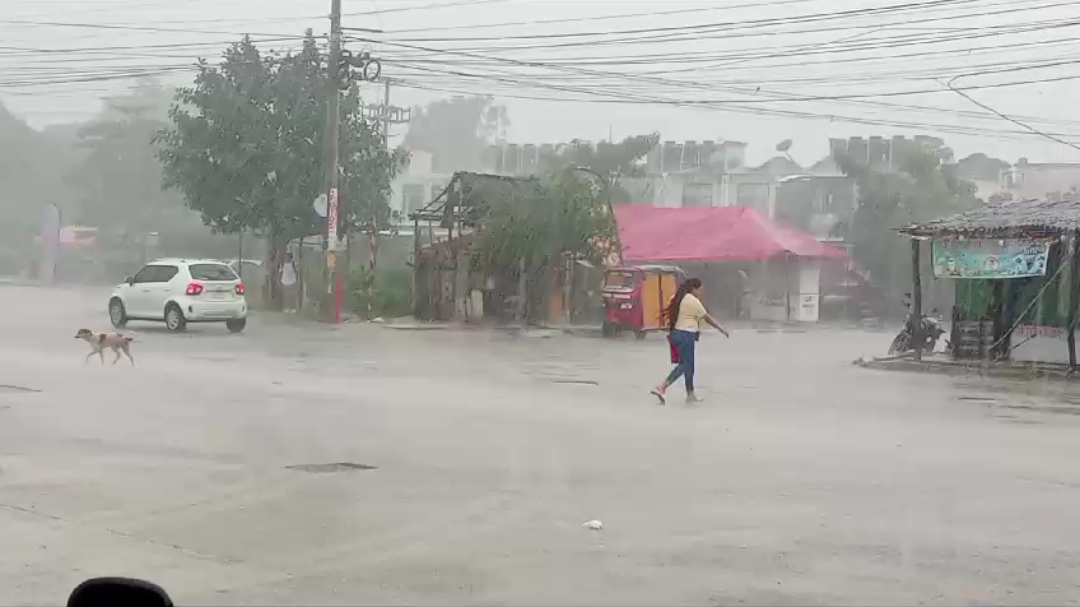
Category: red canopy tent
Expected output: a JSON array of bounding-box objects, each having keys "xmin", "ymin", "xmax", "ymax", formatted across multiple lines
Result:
[{"xmin": 614, "ymin": 205, "xmax": 846, "ymax": 263}]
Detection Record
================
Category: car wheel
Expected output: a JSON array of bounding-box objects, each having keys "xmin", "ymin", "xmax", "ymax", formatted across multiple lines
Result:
[
  {"xmin": 226, "ymin": 318, "xmax": 247, "ymax": 334},
  {"xmin": 109, "ymin": 298, "xmax": 128, "ymax": 329},
  {"xmin": 165, "ymin": 304, "xmax": 187, "ymax": 332}
]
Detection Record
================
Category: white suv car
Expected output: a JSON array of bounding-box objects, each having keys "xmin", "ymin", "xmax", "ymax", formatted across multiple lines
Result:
[{"xmin": 109, "ymin": 259, "xmax": 248, "ymax": 333}]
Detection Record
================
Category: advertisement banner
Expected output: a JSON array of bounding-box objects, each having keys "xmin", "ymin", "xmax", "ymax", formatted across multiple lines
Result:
[{"xmin": 932, "ymin": 238, "xmax": 1050, "ymax": 279}]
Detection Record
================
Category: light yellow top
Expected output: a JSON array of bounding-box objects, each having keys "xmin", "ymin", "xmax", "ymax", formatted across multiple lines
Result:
[{"xmin": 674, "ymin": 293, "xmax": 709, "ymax": 332}]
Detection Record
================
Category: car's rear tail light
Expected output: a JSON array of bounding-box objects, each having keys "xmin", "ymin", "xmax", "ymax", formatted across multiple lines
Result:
[
  {"xmin": 185, "ymin": 282, "xmax": 204, "ymax": 296},
  {"xmin": 235, "ymin": 282, "xmax": 245, "ymax": 295}
]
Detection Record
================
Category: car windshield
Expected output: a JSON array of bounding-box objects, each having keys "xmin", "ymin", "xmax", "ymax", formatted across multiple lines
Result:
[{"xmin": 189, "ymin": 263, "xmax": 238, "ymax": 282}]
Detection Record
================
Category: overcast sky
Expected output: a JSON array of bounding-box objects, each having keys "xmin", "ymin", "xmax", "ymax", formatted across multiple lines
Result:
[{"xmin": 2, "ymin": 0, "xmax": 1078, "ymax": 166}]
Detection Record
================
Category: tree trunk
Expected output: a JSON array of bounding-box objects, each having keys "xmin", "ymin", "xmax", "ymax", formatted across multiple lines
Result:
[
  {"xmin": 911, "ymin": 238, "xmax": 923, "ymax": 362},
  {"xmin": 265, "ymin": 227, "xmax": 288, "ymax": 312},
  {"xmin": 517, "ymin": 258, "xmax": 527, "ymax": 324}
]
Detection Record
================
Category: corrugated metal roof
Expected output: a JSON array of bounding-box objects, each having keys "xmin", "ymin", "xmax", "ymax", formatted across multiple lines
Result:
[
  {"xmin": 410, "ymin": 171, "xmax": 541, "ymax": 227},
  {"xmin": 899, "ymin": 199, "xmax": 1080, "ymax": 238}
]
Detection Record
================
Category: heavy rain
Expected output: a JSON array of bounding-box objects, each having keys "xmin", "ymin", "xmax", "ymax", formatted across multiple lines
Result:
[{"xmin": 2, "ymin": 0, "xmax": 1080, "ymax": 604}]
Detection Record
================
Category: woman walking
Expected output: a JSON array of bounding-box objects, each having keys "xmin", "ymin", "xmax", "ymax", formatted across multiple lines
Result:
[{"xmin": 652, "ymin": 278, "xmax": 729, "ymax": 404}]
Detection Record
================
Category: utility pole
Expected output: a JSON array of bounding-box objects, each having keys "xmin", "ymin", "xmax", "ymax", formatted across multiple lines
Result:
[
  {"xmin": 323, "ymin": 0, "xmax": 343, "ymax": 324},
  {"xmin": 382, "ymin": 79, "xmax": 391, "ymax": 143}
]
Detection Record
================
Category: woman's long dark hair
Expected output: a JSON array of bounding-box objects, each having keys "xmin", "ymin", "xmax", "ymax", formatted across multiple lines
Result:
[{"xmin": 666, "ymin": 278, "xmax": 703, "ymax": 332}]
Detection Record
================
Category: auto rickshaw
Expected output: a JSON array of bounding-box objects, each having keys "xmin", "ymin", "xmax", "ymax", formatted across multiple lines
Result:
[{"xmin": 601, "ymin": 265, "xmax": 685, "ymax": 339}]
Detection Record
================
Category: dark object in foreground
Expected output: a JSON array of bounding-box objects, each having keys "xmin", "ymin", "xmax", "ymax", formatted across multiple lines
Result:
[{"xmin": 68, "ymin": 578, "xmax": 173, "ymax": 607}]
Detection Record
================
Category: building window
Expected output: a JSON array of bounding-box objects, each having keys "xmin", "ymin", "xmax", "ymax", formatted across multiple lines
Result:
[
  {"xmin": 402, "ymin": 184, "xmax": 425, "ymax": 214},
  {"xmin": 736, "ymin": 182, "xmax": 770, "ymax": 206},
  {"xmin": 813, "ymin": 191, "xmax": 834, "ymax": 214},
  {"xmin": 682, "ymin": 182, "xmax": 713, "ymax": 207}
]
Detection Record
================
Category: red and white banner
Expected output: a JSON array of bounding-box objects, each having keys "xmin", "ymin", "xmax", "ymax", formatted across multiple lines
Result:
[{"xmin": 326, "ymin": 187, "xmax": 339, "ymax": 249}]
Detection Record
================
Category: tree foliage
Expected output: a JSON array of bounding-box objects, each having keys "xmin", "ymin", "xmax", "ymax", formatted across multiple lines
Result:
[
  {"xmin": 68, "ymin": 79, "xmax": 184, "ymax": 241},
  {"xmin": 838, "ymin": 140, "xmax": 978, "ymax": 297},
  {"xmin": 553, "ymin": 133, "xmax": 659, "ymax": 203},
  {"xmin": 403, "ymin": 95, "xmax": 507, "ymax": 173},
  {"xmin": 471, "ymin": 171, "xmax": 615, "ymax": 320},
  {"xmin": 0, "ymin": 104, "xmax": 75, "ymax": 240},
  {"xmin": 157, "ymin": 32, "xmax": 406, "ymax": 304},
  {"xmin": 957, "ymin": 152, "xmax": 1011, "ymax": 184}
]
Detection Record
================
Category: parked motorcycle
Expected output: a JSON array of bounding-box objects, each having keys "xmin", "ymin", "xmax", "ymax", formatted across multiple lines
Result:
[{"xmin": 888, "ymin": 295, "xmax": 947, "ymax": 355}]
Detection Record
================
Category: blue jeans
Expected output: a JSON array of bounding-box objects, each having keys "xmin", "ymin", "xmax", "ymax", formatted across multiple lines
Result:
[{"xmin": 666, "ymin": 329, "xmax": 698, "ymax": 392}]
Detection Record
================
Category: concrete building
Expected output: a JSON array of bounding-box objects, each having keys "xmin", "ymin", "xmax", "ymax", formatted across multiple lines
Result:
[
  {"xmin": 1006, "ymin": 160, "xmax": 1080, "ymax": 201},
  {"xmin": 389, "ymin": 150, "xmax": 453, "ymax": 226},
  {"xmin": 640, "ymin": 141, "xmax": 781, "ymax": 217}
]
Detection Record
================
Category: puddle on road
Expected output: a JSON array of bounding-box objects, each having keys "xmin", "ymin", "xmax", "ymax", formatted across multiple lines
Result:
[
  {"xmin": 520, "ymin": 360, "xmax": 602, "ymax": 386},
  {"xmin": 187, "ymin": 355, "xmax": 237, "ymax": 364},
  {"xmin": 953, "ymin": 376, "xmax": 1080, "ymax": 423},
  {"xmin": 1001, "ymin": 418, "xmax": 1045, "ymax": 426},
  {"xmin": 286, "ymin": 462, "xmax": 377, "ymax": 473},
  {"xmin": 0, "ymin": 384, "xmax": 39, "ymax": 394}
]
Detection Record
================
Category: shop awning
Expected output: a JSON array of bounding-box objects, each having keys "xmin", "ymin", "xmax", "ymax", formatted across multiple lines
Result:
[{"xmin": 615, "ymin": 205, "xmax": 847, "ymax": 263}]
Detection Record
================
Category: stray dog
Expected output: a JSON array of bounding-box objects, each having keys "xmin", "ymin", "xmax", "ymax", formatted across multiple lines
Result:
[{"xmin": 75, "ymin": 329, "xmax": 135, "ymax": 366}]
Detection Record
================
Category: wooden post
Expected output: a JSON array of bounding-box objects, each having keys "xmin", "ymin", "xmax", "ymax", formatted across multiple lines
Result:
[
  {"xmin": 911, "ymin": 238, "xmax": 923, "ymax": 362},
  {"xmin": 517, "ymin": 257, "xmax": 527, "ymax": 324},
  {"xmin": 990, "ymin": 280, "xmax": 1005, "ymax": 360},
  {"xmin": 297, "ymin": 239, "xmax": 305, "ymax": 313},
  {"xmin": 784, "ymin": 255, "xmax": 792, "ymax": 323},
  {"xmin": 412, "ymin": 215, "xmax": 421, "ymax": 319},
  {"xmin": 447, "ymin": 202, "xmax": 456, "ymax": 320},
  {"xmin": 1068, "ymin": 231, "xmax": 1080, "ymax": 369},
  {"xmin": 564, "ymin": 256, "xmax": 573, "ymax": 326}
]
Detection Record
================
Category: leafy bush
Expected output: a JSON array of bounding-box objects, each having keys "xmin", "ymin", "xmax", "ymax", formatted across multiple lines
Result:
[{"xmin": 348, "ymin": 266, "xmax": 411, "ymax": 319}]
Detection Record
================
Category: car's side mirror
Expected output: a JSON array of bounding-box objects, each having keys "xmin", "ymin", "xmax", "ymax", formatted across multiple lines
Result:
[{"xmin": 124, "ymin": 276, "xmax": 134, "ymax": 285}]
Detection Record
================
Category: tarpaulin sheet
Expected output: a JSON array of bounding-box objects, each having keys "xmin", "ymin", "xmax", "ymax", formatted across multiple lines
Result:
[{"xmin": 615, "ymin": 205, "xmax": 847, "ymax": 263}]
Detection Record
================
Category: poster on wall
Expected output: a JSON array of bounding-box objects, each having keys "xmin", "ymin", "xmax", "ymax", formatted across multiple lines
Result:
[{"xmin": 932, "ymin": 237, "xmax": 1051, "ymax": 279}]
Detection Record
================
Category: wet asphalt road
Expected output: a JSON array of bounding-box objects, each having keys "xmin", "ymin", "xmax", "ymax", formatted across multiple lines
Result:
[{"xmin": 3, "ymin": 285, "xmax": 1080, "ymax": 606}]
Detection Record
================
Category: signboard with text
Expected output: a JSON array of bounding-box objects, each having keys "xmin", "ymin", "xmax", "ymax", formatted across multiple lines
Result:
[
  {"xmin": 326, "ymin": 188, "xmax": 340, "ymax": 251},
  {"xmin": 932, "ymin": 238, "xmax": 1051, "ymax": 279}
]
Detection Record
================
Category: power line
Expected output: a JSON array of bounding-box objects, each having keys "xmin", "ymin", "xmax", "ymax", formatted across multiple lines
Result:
[
  {"xmin": 387, "ymin": 75, "xmax": 1080, "ymax": 144},
  {"xmin": 374, "ymin": 0, "xmax": 986, "ymax": 42},
  {"xmin": 368, "ymin": 0, "xmax": 1078, "ymax": 53},
  {"xmin": 943, "ymin": 75, "xmax": 1080, "ymax": 152},
  {"xmin": 375, "ymin": 19, "xmax": 1080, "ymax": 89},
  {"xmin": 3, "ymin": 0, "xmax": 1076, "ymax": 151},
  {"xmin": 355, "ymin": 0, "xmax": 512, "ymax": 16},
  {"xmin": 381, "ymin": 0, "xmax": 924, "ymax": 35},
  {"xmin": 354, "ymin": 33, "xmax": 1080, "ymax": 106}
]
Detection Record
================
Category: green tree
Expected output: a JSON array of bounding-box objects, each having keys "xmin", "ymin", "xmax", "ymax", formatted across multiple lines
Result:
[
  {"xmin": 403, "ymin": 96, "xmax": 508, "ymax": 172},
  {"xmin": 957, "ymin": 152, "xmax": 1011, "ymax": 184},
  {"xmin": 552, "ymin": 133, "xmax": 660, "ymax": 203},
  {"xmin": 157, "ymin": 32, "xmax": 406, "ymax": 308},
  {"xmin": 0, "ymin": 104, "xmax": 75, "ymax": 240},
  {"xmin": 68, "ymin": 79, "xmax": 183, "ymax": 248},
  {"xmin": 838, "ymin": 140, "xmax": 978, "ymax": 297},
  {"xmin": 471, "ymin": 171, "xmax": 615, "ymax": 322}
]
